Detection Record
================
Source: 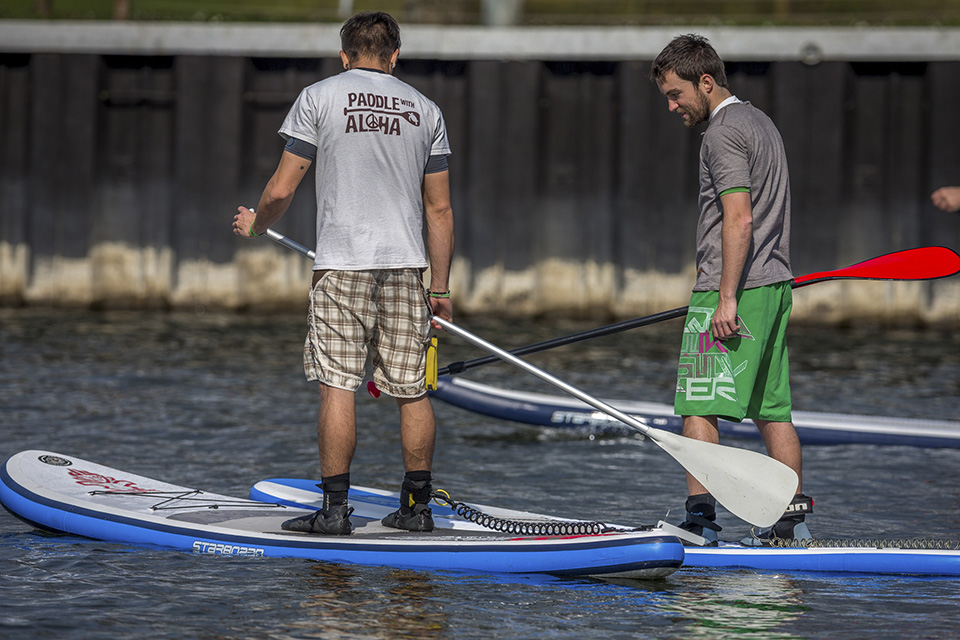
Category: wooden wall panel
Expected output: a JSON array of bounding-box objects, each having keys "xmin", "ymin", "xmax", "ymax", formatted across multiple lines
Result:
[
  {"xmin": 498, "ymin": 61, "xmax": 539, "ymax": 274},
  {"xmin": 28, "ymin": 54, "xmax": 98, "ymax": 261},
  {"xmin": 0, "ymin": 55, "xmax": 30, "ymax": 249},
  {"xmin": 773, "ymin": 62, "xmax": 846, "ymax": 274}
]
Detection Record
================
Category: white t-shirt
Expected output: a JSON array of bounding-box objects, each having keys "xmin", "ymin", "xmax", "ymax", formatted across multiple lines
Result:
[{"xmin": 279, "ymin": 69, "xmax": 451, "ymax": 270}]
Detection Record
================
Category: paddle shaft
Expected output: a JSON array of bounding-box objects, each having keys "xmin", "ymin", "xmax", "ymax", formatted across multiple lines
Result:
[
  {"xmin": 441, "ymin": 308, "xmax": 686, "ymax": 375},
  {"xmin": 434, "ymin": 317, "xmax": 652, "ymax": 436},
  {"xmin": 266, "ymin": 229, "xmax": 315, "ymax": 260}
]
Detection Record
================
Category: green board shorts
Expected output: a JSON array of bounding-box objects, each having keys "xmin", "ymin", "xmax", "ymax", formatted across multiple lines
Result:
[{"xmin": 674, "ymin": 281, "xmax": 793, "ymax": 423}]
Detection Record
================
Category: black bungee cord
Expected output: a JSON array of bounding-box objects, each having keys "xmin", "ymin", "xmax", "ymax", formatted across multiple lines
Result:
[{"xmin": 430, "ymin": 489, "xmax": 643, "ymax": 537}]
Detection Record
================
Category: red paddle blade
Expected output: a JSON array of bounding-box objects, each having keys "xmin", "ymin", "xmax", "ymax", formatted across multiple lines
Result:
[{"xmin": 793, "ymin": 246, "xmax": 960, "ymax": 288}]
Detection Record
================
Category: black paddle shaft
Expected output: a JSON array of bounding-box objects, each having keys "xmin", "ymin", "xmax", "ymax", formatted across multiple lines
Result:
[
  {"xmin": 439, "ymin": 306, "xmax": 687, "ymax": 376},
  {"xmin": 437, "ymin": 246, "xmax": 960, "ymax": 376}
]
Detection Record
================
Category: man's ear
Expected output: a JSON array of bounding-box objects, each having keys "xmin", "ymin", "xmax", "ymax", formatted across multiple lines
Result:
[
  {"xmin": 699, "ymin": 74, "xmax": 716, "ymax": 93},
  {"xmin": 340, "ymin": 51, "xmax": 350, "ymax": 70}
]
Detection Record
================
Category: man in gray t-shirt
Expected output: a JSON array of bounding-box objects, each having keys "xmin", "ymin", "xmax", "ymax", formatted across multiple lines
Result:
[
  {"xmin": 651, "ymin": 34, "xmax": 812, "ymax": 547},
  {"xmin": 232, "ymin": 12, "xmax": 454, "ymax": 536}
]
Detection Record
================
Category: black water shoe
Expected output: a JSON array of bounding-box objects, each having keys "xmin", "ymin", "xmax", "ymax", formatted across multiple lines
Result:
[
  {"xmin": 282, "ymin": 504, "xmax": 354, "ymax": 535},
  {"xmin": 381, "ymin": 502, "xmax": 435, "ymax": 532},
  {"xmin": 677, "ymin": 493, "xmax": 721, "ymax": 546},
  {"xmin": 741, "ymin": 494, "xmax": 813, "ymax": 546},
  {"xmin": 381, "ymin": 473, "xmax": 435, "ymax": 532}
]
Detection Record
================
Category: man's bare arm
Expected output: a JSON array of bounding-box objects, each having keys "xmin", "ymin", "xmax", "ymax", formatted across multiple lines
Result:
[
  {"xmin": 233, "ymin": 151, "xmax": 312, "ymax": 238},
  {"xmin": 714, "ymin": 190, "xmax": 753, "ymax": 340},
  {"xmin": 422, "ymin": 170, "xmax": 455, "ymax": 323}
]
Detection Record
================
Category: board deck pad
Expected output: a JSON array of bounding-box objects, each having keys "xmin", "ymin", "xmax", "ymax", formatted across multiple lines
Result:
[
  {"xmin": 0, "ymin": 451, "xmax": 682, "ymax": 579},
  {"xmin": 253, "ymin": 478, "xmax": 960, "ymax": 577}
]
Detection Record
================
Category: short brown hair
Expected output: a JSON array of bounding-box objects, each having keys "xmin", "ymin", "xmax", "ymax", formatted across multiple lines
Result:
[
  {"xmin": 649, "ymin": 34, "xmax": 728, "ymax": 88},
  {"xmin": 340, "ymin": 12, "xmax": 401, "ymax": 66}
]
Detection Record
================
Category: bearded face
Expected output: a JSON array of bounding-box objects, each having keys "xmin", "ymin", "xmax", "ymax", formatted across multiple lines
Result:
[
  {"xmin": 677, "ymin": 87, "xmax": 712, "ymax": 128},
  {"xmin": 658, "ymin": 71, "xmax": 714, "ymax": 129}
]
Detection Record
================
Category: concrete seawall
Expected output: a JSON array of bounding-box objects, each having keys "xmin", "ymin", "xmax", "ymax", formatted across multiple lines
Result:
[{"xmin": 5, "ymin": 240, "xmax": 959, "ymax": 326}]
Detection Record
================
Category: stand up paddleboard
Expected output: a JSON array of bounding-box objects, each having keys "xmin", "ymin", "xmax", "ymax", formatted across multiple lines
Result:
[
  {"xmin": 252, "ymin": 478, "xmax": 960, "ymax": 577},
  {"xmin": 430, "ymin": 376, "xmax": 960, "ymax": 448},
  {"xmin": 0, "ymin": 450, "xmax": 682, "ymax": 579}
]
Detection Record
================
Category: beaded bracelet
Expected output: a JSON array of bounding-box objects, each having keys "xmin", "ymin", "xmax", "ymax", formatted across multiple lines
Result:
[{"xmin": 427, "ymin": 290, "xmax": 451, "ymax": 299}]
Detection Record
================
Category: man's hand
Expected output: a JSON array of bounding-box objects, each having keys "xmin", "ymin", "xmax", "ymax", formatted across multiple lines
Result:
[
  {"xmin": 931, "ymin": 187, "xmax": 960, "ymax": 213},
  {"xmin": 232, "ymin": 206, "xmax": 258, "ymax": 238},
  {"xmin": 429, "ymin": 296, "xmax": 452, "ymax": 329},
  {"xmin": 711, "ymin": 295, "xmax": 740, "ymax": 341}
]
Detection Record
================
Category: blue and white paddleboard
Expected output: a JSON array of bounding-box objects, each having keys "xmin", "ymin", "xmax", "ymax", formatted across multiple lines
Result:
[
  {"xmin": 431, "ymin": 376, "xmax": 960, "ymax": 448},
  {"xmin": 683, "ymin": 542, "xmax": 960, "ymax": 576},
  {"xmin": 0, "ymin": 450, "xmax": 682, "ymax": 579},
  {"xmin": 253, "ymin": 478, "xmax": 960, "ymax": 577}
]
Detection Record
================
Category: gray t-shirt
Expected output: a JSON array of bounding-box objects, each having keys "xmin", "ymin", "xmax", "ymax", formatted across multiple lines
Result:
[
  {"xmin": 279, "ymin": 69, "xmax": 451, "ymax": 271},
  {"xmin": 694, "ymin": 101, "xmax": 792, "ymax": 291}
]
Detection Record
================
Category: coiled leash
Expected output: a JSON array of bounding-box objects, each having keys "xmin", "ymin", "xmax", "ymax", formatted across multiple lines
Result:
[
  {"xmin": 762, "ymin": 536, "xmax": 960, "ymax": 550},
  {"xmin": 429, "ymin": 489, "xmax": 642, "ymax": 536}
]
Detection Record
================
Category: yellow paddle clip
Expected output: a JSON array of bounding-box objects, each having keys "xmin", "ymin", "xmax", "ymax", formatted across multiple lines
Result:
[{"xmin": 426, "ymin": 336, "xmax": 438, "ymax": 391}]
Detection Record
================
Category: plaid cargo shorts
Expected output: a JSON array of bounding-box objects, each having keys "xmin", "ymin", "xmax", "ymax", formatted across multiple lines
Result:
[{"xmin": 304, "ymin": 268, "xmax": 432, "ymax": 398}]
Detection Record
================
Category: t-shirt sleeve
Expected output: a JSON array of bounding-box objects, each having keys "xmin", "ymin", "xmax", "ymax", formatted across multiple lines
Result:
[
  {"xmin": 279, "ymin": 87, "xmax": 321, "ymax": 147},
  {"xmin": 429, "ymin": 107, "xmax": 452, "ymax": 157},
  {"xmin": 702, "ymin": 124, "xmax": 751, "ymax": 195}
]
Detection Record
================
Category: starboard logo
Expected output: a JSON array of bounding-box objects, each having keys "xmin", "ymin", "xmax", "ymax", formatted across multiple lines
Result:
[
  {"xmin": 38, "ymin": 455, "xmax": 72, "ymax": 467},
  {"xmin": 193, "ymin": 541, "xmax": 265, "ymax": 558}
]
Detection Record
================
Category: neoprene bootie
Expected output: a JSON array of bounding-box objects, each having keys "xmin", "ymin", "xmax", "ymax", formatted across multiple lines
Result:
[
  {"xmin": 381, "ymin": 474, "xmax": 435, "ymax": 532},
  {"xmin": 741, "ymin": 493, "xmax": 813, "ymax": 546},
  {"xmin": 677, "ymin": 493, "xmax": 721, "ymax": 546}
]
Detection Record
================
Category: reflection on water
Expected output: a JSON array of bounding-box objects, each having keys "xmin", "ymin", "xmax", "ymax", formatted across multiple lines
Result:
[
  {"xmin": 659, "ymin": 570, "xmax": 808, "ymax": 639},
  {"xmin": 271, "ymin": 560, "xmax": 815, "ymax": 640},
  {"xmin": 297, "ymin": 564, "xmax": 449, "ymax": 639}
]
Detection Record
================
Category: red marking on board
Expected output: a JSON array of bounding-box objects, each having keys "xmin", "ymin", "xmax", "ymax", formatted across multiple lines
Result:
[{"xmin": 69, "ymin": 468, "xmax": 147, "ymax": 492}]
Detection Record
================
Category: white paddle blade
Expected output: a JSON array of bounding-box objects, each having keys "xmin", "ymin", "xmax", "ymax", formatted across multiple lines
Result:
[{"xmin": 647, "ymin": 427, "xmax": 798, "ymax": 528}]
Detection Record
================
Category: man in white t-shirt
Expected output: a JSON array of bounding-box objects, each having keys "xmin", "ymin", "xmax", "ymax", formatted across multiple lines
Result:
[{"xmin": 232, "ymin": 12, "xmax": 454, "ymax": 535}]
